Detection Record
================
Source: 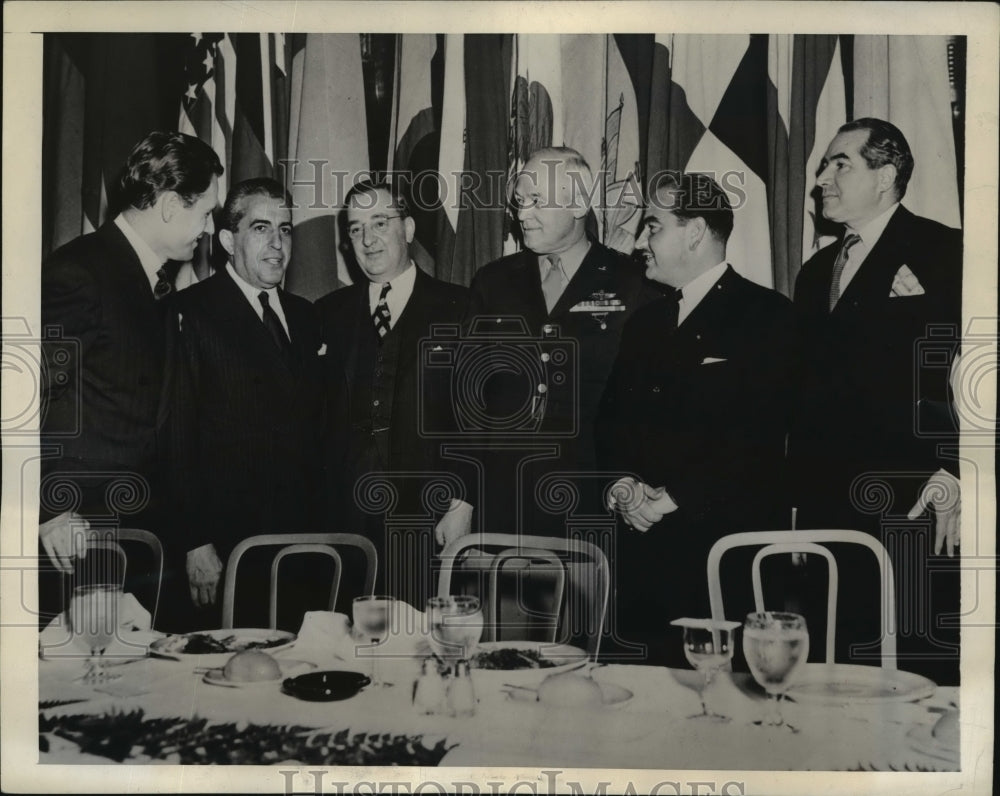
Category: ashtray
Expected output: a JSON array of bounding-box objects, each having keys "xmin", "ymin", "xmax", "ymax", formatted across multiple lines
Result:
[{"xmin": 282, "ymin": 670, "xmax": 371, "ymax": 701}]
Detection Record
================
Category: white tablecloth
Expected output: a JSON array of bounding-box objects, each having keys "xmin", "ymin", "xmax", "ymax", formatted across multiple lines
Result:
[{"xmin": 38, "ymin": 628, "xmax": 959, "ymax": 770}]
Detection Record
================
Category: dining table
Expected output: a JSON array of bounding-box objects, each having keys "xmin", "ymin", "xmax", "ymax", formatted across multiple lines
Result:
[{"xmin": 37, "ymin": 609, "xmax": 960, "ymax": 772}]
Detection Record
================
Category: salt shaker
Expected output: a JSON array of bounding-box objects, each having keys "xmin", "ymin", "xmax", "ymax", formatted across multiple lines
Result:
[
  {"xmin": 412, "ymin": 658, "xmax": 447, "ymax": 715},
  {"xmin": 447, "ymin": 660, "xmax": 476, "ymax": 717}
]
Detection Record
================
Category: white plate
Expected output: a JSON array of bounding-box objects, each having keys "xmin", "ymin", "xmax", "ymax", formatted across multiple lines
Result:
[
  {"xmin": 150, "ymin": 628, "xmax": 296, "ymax": 667},
  {"xmin": 905, "ymin": 723, "xmax": 960, "ymax": 766},
  {"xmin": 202, "ymin": 659, "xmax": 316, "ymax": 688},
  {"xmin": 786, "ymin": 663, "xmax": 936, "ymax": 705},
  {"xmin": 505, "ymin": 680, "xmax": 633, "ymax": 708}
]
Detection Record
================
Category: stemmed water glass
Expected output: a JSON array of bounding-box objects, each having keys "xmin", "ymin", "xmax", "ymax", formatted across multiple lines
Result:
[
  {"xmin": 69, "ymin": 583, "xmax": 121, "ymax": 684},
  {"xmin": 426, "ymin": 596, "xmax": 484, "ymax": 673},
  {"xmin": 743, "ymin": 611, "xmax": 810, "ymax": 730},
  {"xmin": 353, "ymin": 595, "xmax": 396, "ymax": 688},
  {"xmin": 671, "ymin": 617, "xmax": 740, "ymax": 721}
]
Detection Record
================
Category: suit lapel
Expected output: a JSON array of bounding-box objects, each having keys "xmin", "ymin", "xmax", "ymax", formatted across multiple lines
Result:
[
  {"xmin": 834, "ymin": 207, "xmax": 911, "ymax": 312},
  {"xmin": 214, "ymin": 270, "xmax": 295, "ymax": 379},
  {"xmin": 670, "ymin": 265, "xmax": 737, "ymax": 351}
]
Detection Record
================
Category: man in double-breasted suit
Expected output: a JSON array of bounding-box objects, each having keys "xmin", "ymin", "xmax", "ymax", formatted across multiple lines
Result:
[
  {"xmin": 596, "ymin": 173, "xmax": 795, "ymax": 666},
  {"xmin": 458, "ymin": 147, "xmax": 663, "ymax": 539},
  {"xmin": 790, "ymin": 119, "xmax": 962, "ymax": 682},
  {"xmin": 162, "ymin": 178, "xmax": 323, "ymax": 623},
  {"xmin": 38, "ymin": 131, "xmax": 222, "ymax": 624},
  {"xmin": 318, "ymin": 181, "xmax": 469, "ymax": 607}
]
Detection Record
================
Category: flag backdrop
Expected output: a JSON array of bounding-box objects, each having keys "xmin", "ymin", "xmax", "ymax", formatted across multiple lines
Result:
[{"xmin": 42, "ymin": 33, "xmax": 964, "ymax": 298}]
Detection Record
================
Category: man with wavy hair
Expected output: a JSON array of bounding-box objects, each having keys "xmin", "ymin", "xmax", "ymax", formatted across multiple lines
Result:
[{"xmin": 39, "ymin": 131, "xmax": 222, "ymax": 624}]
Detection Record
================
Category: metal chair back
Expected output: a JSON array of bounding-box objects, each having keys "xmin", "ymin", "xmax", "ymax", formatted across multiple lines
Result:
[
  {"xmin": 222, "ymin": 533, "xmax": 377, "ymax": 629},
  {"xmin": 706, "ymin": 530, "xmax": 896, "ymax": 668},
  {"xmin": 438, "ymin": 533, "xmax": 609, "ymax": 657}
]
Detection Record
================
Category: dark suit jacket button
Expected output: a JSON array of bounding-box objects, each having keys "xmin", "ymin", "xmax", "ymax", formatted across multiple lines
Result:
[{"xmin": 652, "ymin": 386, "xmax": 661, "ymax": 393}]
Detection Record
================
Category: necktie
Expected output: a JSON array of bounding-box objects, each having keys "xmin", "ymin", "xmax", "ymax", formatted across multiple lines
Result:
[
  {"xmin": 258, "ymin": 291, "xmax": 291, "ymax": 360},
  {"xmin": 829, "ymin": 233, "xmax": 861, "ymax": 311},
  {"xmin": 153, "ymin": 266, "xmax": 173, "ymax": 300},
  {"xmin": 373, "ymin": 282, "xmax": 392, "ymax": 340},
  {"xmin": 541, "ymin": 256, "xmax": 567, "ymax": 313},
  {"xmin": 663, "ymin": 286, "xmax": 683, "ymax": 330}
]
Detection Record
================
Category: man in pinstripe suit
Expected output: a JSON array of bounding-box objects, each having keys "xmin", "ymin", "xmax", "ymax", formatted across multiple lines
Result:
[{"xmin": 162, "ymin": 178, "xmax": 323, "ymax": 622}]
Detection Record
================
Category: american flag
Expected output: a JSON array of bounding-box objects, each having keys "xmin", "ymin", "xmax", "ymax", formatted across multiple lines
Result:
[{"xmin": 179, "ymin": 32, "xmax": 289, "ymax": 201}]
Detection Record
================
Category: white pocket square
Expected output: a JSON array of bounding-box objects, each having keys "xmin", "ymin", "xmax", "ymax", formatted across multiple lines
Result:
[
  {"xmin": 701, "ymin": 357, "xmax": 727, "ymax": 365},
  {"xmin": 890, "ymin": 264, "xmax": 925, "ymax": 297},
  {"xmin": 317, "ymin": 343, "xmax": 327, "ymax": 356},
  {"xmin": 432, "ymin": 345, "xmax": 444, "ymax": 352}
]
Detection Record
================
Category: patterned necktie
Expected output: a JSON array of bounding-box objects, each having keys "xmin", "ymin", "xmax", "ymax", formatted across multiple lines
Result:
[
  {"xmin": 829, "ymin": 233, "xmax": 861, "ymax": 311},
  {"xmin": 153, "ymin": 266, "xmax": 173, "ymax": 300},
  {"xmin": 258, "ymin": 291, "xmax": 291, "ymax": 359},
  {"xmin": 541, "ymin": 255, "xmax": 567, "ymax": 313},
  {"xmin": 373, "ymin": 282, "xmax": 392, "ymax": 340}
]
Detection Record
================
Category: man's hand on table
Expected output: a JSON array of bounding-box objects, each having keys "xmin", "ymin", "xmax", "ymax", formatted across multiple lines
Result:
[
  {"xmin": 186, "ymin": 544, "xmax": 223, "ymax": 607},
  {"xmin": 608, "ymin": 477, "xmax": 678, "ymax": 532},
  {"xmin": 40, "ymin": 511, "xmax": 90, "ymax": 572}
]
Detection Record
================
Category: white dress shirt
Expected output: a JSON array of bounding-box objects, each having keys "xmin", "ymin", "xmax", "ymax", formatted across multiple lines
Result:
[
  {"xmin": 226, "ymin": 262, "xmax": 289, "ymax": 336},
  {"xmin": 838, "ymin": 202, "xmax": 900, "ymax": 294},
  {"xmin": 114, "ymin": 214, "xmax": 164, "ymax": 293},
  {"xmin": 368, "ymin": 261, "xmax": 417, "ymax": 329},
  {"xmin": 677, "ymin": 261, "xmax": 728, "ymax": 326}
]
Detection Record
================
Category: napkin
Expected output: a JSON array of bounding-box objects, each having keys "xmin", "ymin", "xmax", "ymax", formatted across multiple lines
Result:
[
  {"xmin": 40, "ymin": 593, "xmax": 156, "ymax": 660},
  {"xmin": 295, "ymin": 602, "xmax": 430, "ymax": 663}
]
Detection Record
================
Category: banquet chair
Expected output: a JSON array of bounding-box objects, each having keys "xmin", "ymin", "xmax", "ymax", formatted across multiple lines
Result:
[
  {"xmin": 83, "ymin": 527, "xmax": 164, "ymax": 628},
  {"xmin": 437, "ymin": 533, "xmax": 609, "ymax": 657},
  {"xmin": 706, "ymin": 530, "xmax": 897, "ymax": 668},
  {"xmin": 222, "ymin": 533, "xmax": 377, "ymax": 630}
]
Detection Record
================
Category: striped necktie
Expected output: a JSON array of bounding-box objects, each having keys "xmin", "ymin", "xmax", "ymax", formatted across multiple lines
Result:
[
  {"xmin": 373, "ymin": 282, "xmax": 392, "ymax": 340},
  {"xmin": 829, "ymin": 233, "xmax": 861, "ymax": 311}
]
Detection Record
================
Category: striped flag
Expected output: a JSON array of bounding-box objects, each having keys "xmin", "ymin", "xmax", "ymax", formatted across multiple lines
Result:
[{"xmin": 178, "ymin": 32, "xmax": 290, "ymax": 284}]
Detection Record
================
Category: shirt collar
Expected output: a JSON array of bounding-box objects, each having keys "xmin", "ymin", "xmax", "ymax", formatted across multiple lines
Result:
[
  {"xmin": 114, "ymin": 214, "xmax": 165, "ymax": 292},
  {"xmin": 678, "ymin": 260, "xmax": 728, "ymax": 318},
  {"xmin": 368, "ymin": 260, "xmax": 417, "ymax": 303},
  {"xmin": 226, "ymin": 261, "xmax": 279, "ymax": 305},
  {"xmin": 538, "ymin": 235, "xmax": 591, "ymax": 282},
  {"xmin": 848, "ymin": 202, "xmax": 900, "ymax": 249}
]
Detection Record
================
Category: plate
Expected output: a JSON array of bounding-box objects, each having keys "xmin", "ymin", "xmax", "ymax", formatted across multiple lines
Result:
[
  {"xmin": 470, "ymin": 641, "xmax": 588, "ymax": 684},
  {"xmin": 282, "ymin": 670, "xmax": 371, "ymax": 701},
  {"xmin": 905, "ymin": 723, "xmax": 960, "ymax": 766},
  {"xmin": 786, "ymin": 663, "xmax": 936, "ymax": 705},
  {"xmin": 150, "ymin": 629, "xmax": 296, "ymax": 666},
  {"xmin": 505, "ymin": 680, "xmax": 633, "ymax": 708},
  {"xmin": 202, "ymin": 659, "xmax": 316, "ymax": 688}
]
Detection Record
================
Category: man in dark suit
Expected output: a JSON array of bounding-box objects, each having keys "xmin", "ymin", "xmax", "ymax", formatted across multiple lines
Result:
[
  {"xmin": 318, "ymin": 180, "xmax": 469, "ymax": 608},
  {"xmin": 163, "ymin": 178, "xmax": 323, "ymax": 623},
  {"xmin": 38, "ymin": 131, "xmax": 222, "ymax": 623},
  {"xmin": 596, "ymin": 173, "xmax": 795, "ymax": 666},
  {"xmin": 790, "ymin": 118, "xmax": 962, "ymax": 682},
  {"xmin": 458, "ymin": 146, "xmax": 662, "ymax": 539}
]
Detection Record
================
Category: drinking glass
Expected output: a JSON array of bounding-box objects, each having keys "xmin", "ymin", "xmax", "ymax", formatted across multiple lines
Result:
[
  {"xmin": 427, "ymin": 596, "xmax": 484, "ymax": 672},
  {"xmin": 69, "ymin": 583, "xmax": 121, "ymax": 684},
  {"xmin": 671, "ymin": 618, "xmax": 739, "ymax": 721},
  {"xmin": 352, "ymin": 595, "xmax": 395, "ymax": 688},
  {"xmin": 743, "ymin": 611, "xmax": 810, "ymax": 729}
]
